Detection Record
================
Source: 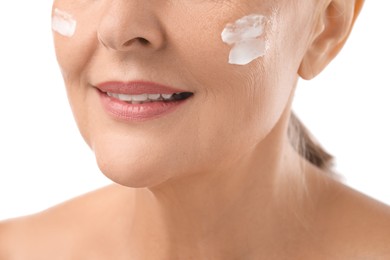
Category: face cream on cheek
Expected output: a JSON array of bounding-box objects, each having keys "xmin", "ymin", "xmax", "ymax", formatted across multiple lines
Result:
[
  {"xmin": 221, "ymin": 14, "xmax": 267, "ymax": 65},
  {"xmin": 51, "ymin": 8, "xmax": 77, "ymax": 37}
]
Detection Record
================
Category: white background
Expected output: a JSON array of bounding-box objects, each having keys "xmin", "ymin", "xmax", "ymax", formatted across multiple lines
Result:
[{"xmin": 0, "ymin": 2, "xmax": 389, "ymax": 220}]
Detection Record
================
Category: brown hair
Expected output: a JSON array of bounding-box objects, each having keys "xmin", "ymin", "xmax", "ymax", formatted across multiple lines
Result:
[{"xmin": 288, "ymin": 112, "xmax": 334, "ymax": 172}]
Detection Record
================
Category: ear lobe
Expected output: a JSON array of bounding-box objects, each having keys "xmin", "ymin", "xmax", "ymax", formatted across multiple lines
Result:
[{"xmin": 298, "ymin": 0, "xmax": 364, "ymax": 80}]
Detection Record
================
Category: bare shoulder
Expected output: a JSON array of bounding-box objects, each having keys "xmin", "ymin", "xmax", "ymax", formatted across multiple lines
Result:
[
  {"xmin": 309, "ymin": 178, "xmax": 390, "ymax": 259},
  {"xmin": 0, "ymin": 184, "xmax": 134, "ymax": 259}
]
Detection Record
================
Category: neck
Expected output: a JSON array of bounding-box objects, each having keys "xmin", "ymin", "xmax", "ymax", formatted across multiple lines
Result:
[{"xmin": 124, "ymin": 109, "xmax": 323, "ymax": 259}]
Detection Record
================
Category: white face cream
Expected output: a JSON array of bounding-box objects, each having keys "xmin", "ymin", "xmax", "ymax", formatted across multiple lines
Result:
[
  {"xmin": 221, "ymin": 14, "xmax": 267, "ymax": 65},
  {"xmin": 51, "ymin": 8, "xmax": 77, "ymax": 37}
]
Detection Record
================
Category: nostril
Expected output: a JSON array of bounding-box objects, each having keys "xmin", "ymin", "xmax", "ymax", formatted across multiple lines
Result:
[
  {"xmin": 123, "ymin": 37, "xmax": 150, "ymax": 47},
  {"xmin": 138, "ymin": 38, "xmax": 149, "ymax": 45}
]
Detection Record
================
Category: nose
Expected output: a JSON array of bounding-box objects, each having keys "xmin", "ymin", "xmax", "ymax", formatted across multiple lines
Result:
[{"xmin": 97, "ymin": 1, "xmax": 166, "ymax": 52}]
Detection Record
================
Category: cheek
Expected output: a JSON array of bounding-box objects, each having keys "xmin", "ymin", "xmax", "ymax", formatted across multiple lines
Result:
[
  {"xmin": 164, "ymin": 10, "xmax": 285, "ymax": 143},
  {"xmin": 52, "ymin": 7, "xmax": 98, "ymax": 82},
  {"xmin": 53, "ymin": 34, "xmax": 95, "ymax": 82},
  {"xmin": 52, "ymin": 5, "xmax": 100, "ymax": 137}
]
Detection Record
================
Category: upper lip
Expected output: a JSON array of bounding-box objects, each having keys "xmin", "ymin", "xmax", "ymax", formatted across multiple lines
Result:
[{"xmin": 95, "ymin": 81, "xmax": 191, "ymax": 95}]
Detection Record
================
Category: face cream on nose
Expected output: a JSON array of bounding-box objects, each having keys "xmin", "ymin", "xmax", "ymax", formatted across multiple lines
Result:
[
  {"xmin": 51, "ymin": 8, "xmax": 77, "ymax": 37},
  {"xmin": 221, "ymin": 14, "xmax": 267, "ymax": 65}
]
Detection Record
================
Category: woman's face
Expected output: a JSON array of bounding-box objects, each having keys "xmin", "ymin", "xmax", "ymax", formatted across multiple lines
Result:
[{"xmin": 52, "ymin": 0, "xmax": 316, "ymax": 187}]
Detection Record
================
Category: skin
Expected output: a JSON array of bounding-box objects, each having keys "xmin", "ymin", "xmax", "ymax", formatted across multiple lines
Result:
[{"xmin": 1, "ymin": 0, "xmax": 390, "ymax": 259}]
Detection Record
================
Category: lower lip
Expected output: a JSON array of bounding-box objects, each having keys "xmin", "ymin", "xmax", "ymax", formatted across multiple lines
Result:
[{"xmin": 98, "ymin": 91, "xmax": 191, "ymax": 122}]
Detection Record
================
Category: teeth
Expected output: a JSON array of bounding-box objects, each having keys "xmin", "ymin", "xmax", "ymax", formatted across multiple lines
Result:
[
  {"xmin": 107, "ymin": 92, "xmax": 119, "ymax": 99},
  {"xmin": 131, "ymin": 94, "xmax": 148, "ymax": 102},
  {"xmin": 148, "ymin": 94, "xmax": 161, "ymax": 101},
  {"xmin": 106, "ymin": 92, "xmax": 178, "ymax": 102},
  {"xmin": 117, "ymin": 94, "xmax": 133, "ymax": 101},
  {"xmin": 161, "ymin": 94, "xmax": 173, "ymax": 100}
]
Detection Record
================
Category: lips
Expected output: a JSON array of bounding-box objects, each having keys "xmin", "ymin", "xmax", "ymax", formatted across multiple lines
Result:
[{"xmin": 95, "ymin": 81, "xmax": 194, "ymax": 121}]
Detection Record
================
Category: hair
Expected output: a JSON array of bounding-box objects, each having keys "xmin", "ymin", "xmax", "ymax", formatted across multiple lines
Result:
[{"xmin": 288, "ymin": 111, "xmax": 334, "ymax": 172}]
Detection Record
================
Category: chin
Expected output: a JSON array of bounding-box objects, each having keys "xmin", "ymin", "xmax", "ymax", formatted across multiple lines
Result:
[{"xmin": 93, "ymin": 149, "xmax": 174, "ymax": 188}]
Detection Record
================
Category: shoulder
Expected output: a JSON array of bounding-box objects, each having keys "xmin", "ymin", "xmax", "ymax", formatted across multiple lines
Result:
[
  {"xmin": 309, "ymin": 179, "xmax": 390, "ymax": 259},
  {"xmin": 0, "ymin": 184, "xmax": 133, "ymax": 259}
]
